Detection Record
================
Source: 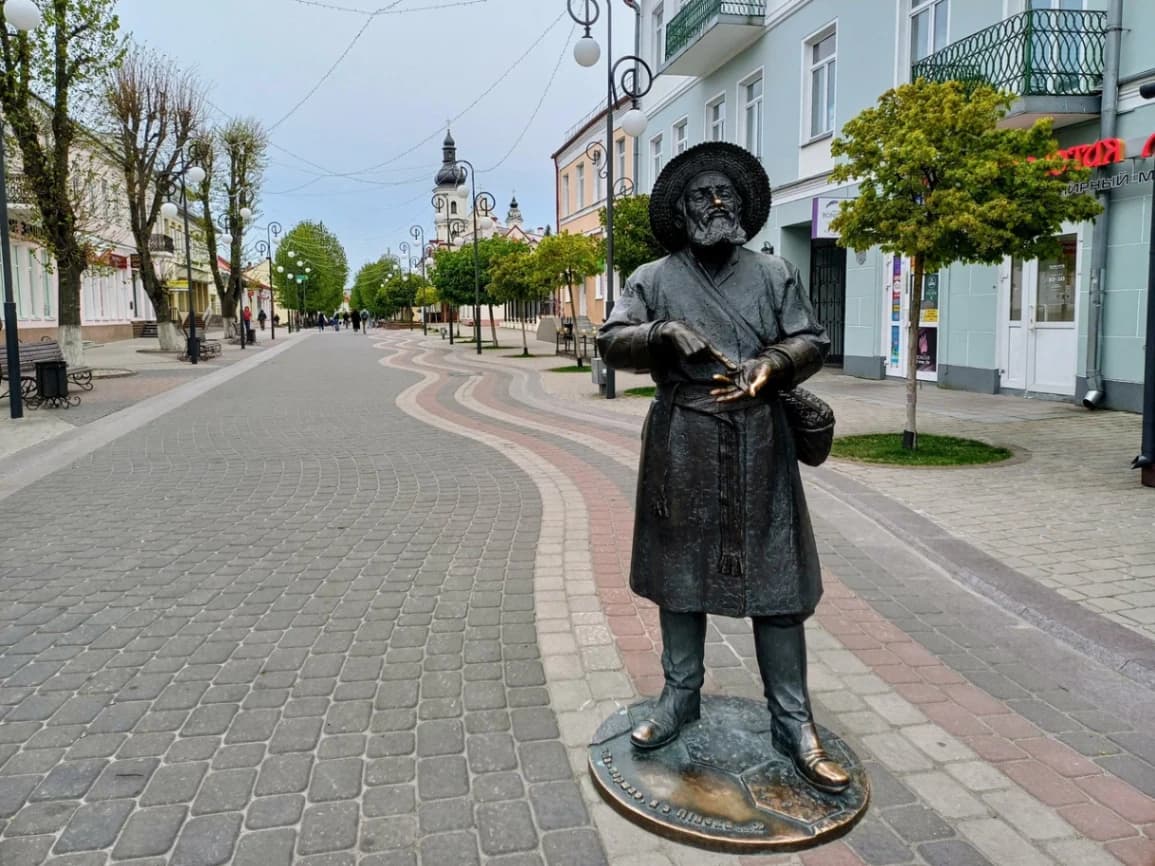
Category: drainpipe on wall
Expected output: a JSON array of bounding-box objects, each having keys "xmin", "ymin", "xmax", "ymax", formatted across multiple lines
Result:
[{"xmin": 1082, "ymin": 0, "xmax": 1124, "ymax": 409}]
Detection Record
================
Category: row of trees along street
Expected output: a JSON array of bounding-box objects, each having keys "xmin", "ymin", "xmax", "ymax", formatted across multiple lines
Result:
[
  {"xmin": 429, "ymin": 232, "xmax": 604, "ymax": 357},
  {"xmin": 0, "ymin": 0, "xmax": 349, "ymax": 362}
]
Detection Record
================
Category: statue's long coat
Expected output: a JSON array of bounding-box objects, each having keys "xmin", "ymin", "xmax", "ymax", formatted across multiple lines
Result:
[{"xmin": 598, "ymin": 247, "xmax": 829, "ymax": 618}]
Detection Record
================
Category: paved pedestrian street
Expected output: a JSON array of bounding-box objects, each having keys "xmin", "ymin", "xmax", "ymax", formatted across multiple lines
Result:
[{"xmin": 1, "ymin": 330, "xmax": 1154, "ymax": 866}]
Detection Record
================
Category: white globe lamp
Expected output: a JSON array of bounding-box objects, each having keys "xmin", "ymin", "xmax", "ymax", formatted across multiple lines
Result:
[
  {"xmin": 239, "ymin": 206, "xmax": 253, "ymax": 220},
  {"xmin": 220, "ymin": 234, "xmax": 232, "ymax": 247},
  {"xmin": 574, "ymin": 36, "xmax": 600, "ymax": 68},
  {"xmin": 160, "ymin": 201, "xmax": 179, "ymax": 220},
  {"xmin": 185, "ymin": 165, "xmax": 206, "ymax": 185},
  {"xmin": 3, "ymin": 0, "xmax": 42, "ymax": 31},
  {"xmin": 479, "ymin": 215, "xmax": 494, "ymax": 232},
  {"xmin": 288, "ymin": 250, "xmax": 296, "ymax": 259},
  {"xmin": 621, "ymin": 108, "xmax": 648, "ymax": 137},
  {"xmin": 277, "ymin": 265, "xmax": 284, "ymax": 273}
]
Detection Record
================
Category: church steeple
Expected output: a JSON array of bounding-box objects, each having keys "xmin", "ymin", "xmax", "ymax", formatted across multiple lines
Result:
[
  {"xmin": 506, "ymin": 194, "xmax": 523, "ymax": 228},
  {"xmin": 434, "ymin": 129, "xmax": 467, "ymax": 187}
]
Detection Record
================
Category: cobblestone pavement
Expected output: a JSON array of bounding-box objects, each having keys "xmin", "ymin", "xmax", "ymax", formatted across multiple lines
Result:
[
  {"xmin": 0, "ymin": 333, "xmax": 603, "ymax": 865},
  {"xmin": 378, "ymin": 331, "xmax": 1155, "ymax": 866}
]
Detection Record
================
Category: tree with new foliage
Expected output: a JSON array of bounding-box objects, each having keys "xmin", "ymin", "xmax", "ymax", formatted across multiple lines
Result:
[
  {"xmin": 195, "ymin": 116, "xmax": 268, "ymax": 328},
  {"xmin": 0, "ymin": 0, "xmax": 122, "ymax": 364},
  {"xmin": 534, "ymin": 231, "xmax": 602, "ymax": 324},
  {"xmin": 414, "ymin": 282, "xmax": 439, "ymax": 330},
  {"xmin": 829, "ymin": 80, "xmax": 1101, "ymax": 449},
  {"xmin": 104, "ymin": 45, "xmax": 205, "ymax": 352},
  {"xmin": 431, "ymin": 236, "xmax": 524, "ymax": 347},
  {"xmin": 490, "ymin": 243, "xmax": 549, "ymax": 356},
  {"xmin": 272, "ymin": 221, "xmax": 348, "ymax": 317},
  {"xmin": 350, "ymin": 256, "xmax": 401, "ymax": 321},
  {"xmin": 599, "ymin": 194, "xmax": 663, "ymax": 282},
  {"xmin": 378, "ymin": 271, "xmax": 428, "ymax": 327}
]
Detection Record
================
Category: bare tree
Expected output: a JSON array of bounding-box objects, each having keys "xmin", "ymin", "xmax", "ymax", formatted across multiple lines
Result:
[
  {"xmin": 195, "ymin": 116, "xmax": 267, "ymax": 329},
  {"xmin": 103, "ymin": 45, "xmax": 205, "ymax": 352},
  {"xmin": 0, "ymin": 0, "xmax": 122, "ymax": 365}
]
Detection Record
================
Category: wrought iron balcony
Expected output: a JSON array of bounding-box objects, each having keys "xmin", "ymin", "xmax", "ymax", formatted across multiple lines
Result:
[
  {"xmin": 148, "ymin": 234, "xmax": 175, "ymax": 255},
  {"xmin": 6, "ymin": 173, "xmax": 34, "ymax": 205},
  {"xmin": 662, "ymin": 0, "xmax": 765, "ymax": 77},
  {"xmin": 912, "ymin": 9, "xmax": 1106, "ymax": 98}
]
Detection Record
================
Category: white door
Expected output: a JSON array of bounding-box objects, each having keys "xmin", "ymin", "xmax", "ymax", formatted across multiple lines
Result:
[{"xmin": 1003, "ymin": 233, "xmax": 1079, "ymax": 395}]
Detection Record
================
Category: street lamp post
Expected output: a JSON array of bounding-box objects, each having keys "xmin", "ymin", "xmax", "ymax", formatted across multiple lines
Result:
[
  {"xmin": 215, "ymin": 192, "xmax": 254, "ymax": 349},
  {"xmin": 256, "ymin": 221, "xmax": 281, "ymax": 341},
  {"xmin": 161, "ymin": 142, "xmax": 210, "ymax": 364},
  {"xmin": 569, "ymin": 0, "xmax": 654, "ymax": 398},
  {"xmin": 409, "ymin": 224, "xmax": 429, "ymax": 335},
  {"xmin": 1, "ymin": 0, "xmax": 43, "ymax": 419},
  {"xmin": 432, "ymin": 194, "xmax": 467, "ymax": 344},
  {"xmin": 1133, "ymin": 82, "xmax": 1155, "ymax": 487}
]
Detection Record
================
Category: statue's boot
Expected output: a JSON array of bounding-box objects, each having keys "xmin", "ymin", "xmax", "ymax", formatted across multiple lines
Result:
[
  {"xmin": 754, "ymin": 617, "xmax": 850, "ymax": 794},
  {"xmin": 631, "ymin": 610, "xmax": 706, "ymax": 750}
]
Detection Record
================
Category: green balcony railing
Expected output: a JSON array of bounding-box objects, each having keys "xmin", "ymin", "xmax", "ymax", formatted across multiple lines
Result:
[
  {"xmin": 664, "ymin": 0, "xmax": 765, "ymax": 65},
  {"xmin": 912, "ymin": 9, "xmax": 1106, "ymax": 97}
]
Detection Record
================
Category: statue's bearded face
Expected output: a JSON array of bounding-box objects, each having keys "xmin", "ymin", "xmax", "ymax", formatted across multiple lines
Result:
[{"xmin": 678, "ymin": 170, "xmax": 747, "ymax": 249}]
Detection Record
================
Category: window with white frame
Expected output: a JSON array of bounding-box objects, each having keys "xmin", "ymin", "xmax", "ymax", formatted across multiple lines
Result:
[
  {"xmin": 652, "ymin": 4, "xmax": 665, "ymax": 67},
  {"xmin": 707, "ymin": 96, "xmax": 726, "ymax": 141},
  {"xmin": 616, "ymin": 137, "xmax": 627, "ymax": 181},
  {"xmin": 806, "ymin": 28, "xmax": 836, "ymax": 139},
  {"xmin": 595, "ymin": 271, "xmax": 605, "ymax": 300},
  {"xmin": 741, "ymin": 73, "xmax": 763, "ymax": 158},
  {"xmin": 673, "ymin": 119, "xmax": 688, "ymax": 154},
  {"xmin": 650, "ymin": 134, "xmax": 664, "ymax": 180},
  {"xmin": 910, "ymin": 0, "xmax": 948, "ymax": 64},
  {"xmin": 576, "ymin": 163, "xmax": 586, "ymax": 209},
  {"xmin": 562, "ymin": 173, "xmax": 570, "ymax": 215}
]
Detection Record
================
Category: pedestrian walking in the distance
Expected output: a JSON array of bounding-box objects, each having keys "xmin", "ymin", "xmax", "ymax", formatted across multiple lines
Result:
[{"xmin": 258, "ymin": 309, "xmax": 267, "ymax": 330}]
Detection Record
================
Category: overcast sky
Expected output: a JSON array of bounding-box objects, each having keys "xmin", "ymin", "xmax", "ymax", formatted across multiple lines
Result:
[{"xmin": 116, "ymin": 0, "xmax": 637, "ymax": 275}]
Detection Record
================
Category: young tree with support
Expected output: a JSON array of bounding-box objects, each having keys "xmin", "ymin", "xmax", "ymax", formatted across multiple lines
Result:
[
  {"xmin": 0, "ymin": 0, "xmax": 122, "ymax": 365},
  {"xmin": 533, "ymin": 231, "xmax": 602, "ymax": 327},
  {"xmin": 490, "ymin": 244, "xmax": 548, "ymax": 357},
  {"xmin": 830, "ymin": 80, "xmax": 1100, "ymax": 449}
]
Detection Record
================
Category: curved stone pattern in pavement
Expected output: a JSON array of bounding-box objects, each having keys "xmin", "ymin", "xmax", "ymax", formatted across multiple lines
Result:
[
  {"xmin": 0, "ymin": 335, "xmax": 604, "ymax": 866},
  {"xmin": 378, "ymin": 331, "xmax": 1155, "ymax": 866}
]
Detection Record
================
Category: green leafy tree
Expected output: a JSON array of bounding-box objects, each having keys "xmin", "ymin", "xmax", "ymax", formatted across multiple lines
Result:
[
  {"xmin": 829, "ymin": 80, "xmax": 1101, "ymax": 449},
  {"xmin": 431, "ymin": 236, "xmax": 525, "ymax": 347},
  {"xmin": 377, "ymin": 271, "xmax": 426, "ymax": 326},
  {"xmin": 0, "ymin": 0, "xmax": 122, "ymax": 364},
  {"xmin": 534, "ymin": 231, "xmax": 602, "ymax": 324},
  {"xmin": 490, "ymin": 244, "xmax": 551, "ymax": 357},
  {"xmin": 273, "ymin": 221, "xmax": 348, "ymax": 317},
  {"xmin": 351, "ymin": 256, "xmax": 400, "ymax": 320},
  {"xmin": 600, "ymin": 194, "xmax": 663, "ymax": 281}
]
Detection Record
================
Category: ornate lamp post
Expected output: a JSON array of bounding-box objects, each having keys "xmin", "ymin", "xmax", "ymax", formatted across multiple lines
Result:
[
  {"xmin": 568, "ymin": 0, "xmax": 654, "ymax": 398},
  {"xmin": 0, "ymin": 0, "xmax": 42, "ymax": 419},
  {"xmin": 214, "ymin": 192, "xmax": 255, "ymax": 349},
  {"xmin": 160, "ymin": 141, "xmax": 210, "ymax": 364},
  {"xmin": 408, "ymin": 224, "xmax": 430, "ymax": 334},
  {"xmin": 432, "ymin": 193, "xmax": 467, "ymax": 344},
  {"xmin": 255, "ymin": 221, "xmax": 282, "ymax": 340}
]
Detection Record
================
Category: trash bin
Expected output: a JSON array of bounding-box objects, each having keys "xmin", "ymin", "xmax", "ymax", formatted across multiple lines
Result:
[{"xmin": 35, "ymin": 360, "xmax": 68, "ymax": 400}]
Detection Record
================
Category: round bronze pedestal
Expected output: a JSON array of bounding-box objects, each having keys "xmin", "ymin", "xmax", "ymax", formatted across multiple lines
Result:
[{"xmin": 588, "ymin": 695, "xmax": 869, "ymax": 853}]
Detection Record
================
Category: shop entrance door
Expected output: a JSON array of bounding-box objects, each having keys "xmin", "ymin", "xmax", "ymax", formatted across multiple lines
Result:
[
  {"xmin": 1002, "ymin": 233, "xmax": 1079, "ymax": 395},
  {"xmin": 809, "ymin": 239, "xmax": 846, "ymax": 364}
]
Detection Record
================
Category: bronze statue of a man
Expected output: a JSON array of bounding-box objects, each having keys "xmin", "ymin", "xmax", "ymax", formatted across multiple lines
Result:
[{"xmin": 597, "ymin": 142, "xmax": 848, "ymax": 794}]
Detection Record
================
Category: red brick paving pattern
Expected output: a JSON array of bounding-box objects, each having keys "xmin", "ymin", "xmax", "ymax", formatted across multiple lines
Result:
[{"xmin": 385, "ymin": 337, "xmax": 1155, "ymax": 865}]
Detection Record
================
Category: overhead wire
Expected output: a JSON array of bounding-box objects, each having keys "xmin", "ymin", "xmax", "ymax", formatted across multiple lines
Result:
[{"xmin": 291, "ymin": 0, "xmax": 489, "ymax": 14}]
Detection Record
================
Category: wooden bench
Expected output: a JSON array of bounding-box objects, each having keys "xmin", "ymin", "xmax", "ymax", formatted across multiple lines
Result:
[
  {"xmin": 0, "ymin": 338, "xmax": 92, "ymax": 403},
  {"xmin": 177, "ymin": 318, "xmax": 222, "ymax": 362}
]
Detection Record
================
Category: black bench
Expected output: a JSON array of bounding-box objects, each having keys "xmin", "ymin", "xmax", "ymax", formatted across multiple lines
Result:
[{"xmin": 0, "ymin": 338, "xmax": 92, "ymax": 405}]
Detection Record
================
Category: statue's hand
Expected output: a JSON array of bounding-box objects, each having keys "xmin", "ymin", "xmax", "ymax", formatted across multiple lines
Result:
[
  {"xmin": 659, "ymin": 322, "xmax": 737, "ymax": 368},
  {"xmin": 710, "ymin": 353, "xmax": 791, "ymax": 403}
]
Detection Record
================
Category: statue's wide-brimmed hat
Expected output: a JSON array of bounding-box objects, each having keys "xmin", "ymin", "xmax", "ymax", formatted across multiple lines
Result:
[{"xmin": 649, "ymin": 141, "xmax": 771, "ymax": 253}]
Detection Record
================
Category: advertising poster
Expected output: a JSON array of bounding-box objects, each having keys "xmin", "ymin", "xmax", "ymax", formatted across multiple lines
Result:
[
  {"xmin": 921, "ymin": 273, "xmax": 939, "ymax": 324},
  {"xmin": 811, "ymin": 197, "xmax": 843, "ymax": 239},
  {"xmin": 917, "ymin": 327, "xmax": 938, "ymax": 373},
  {"xmin": 890, "ymin": 256, "xmax": 902, "ymax": 323},
  {"xmin": 890, "ymin": 326, "xmax": 901, "ymax": 367}
]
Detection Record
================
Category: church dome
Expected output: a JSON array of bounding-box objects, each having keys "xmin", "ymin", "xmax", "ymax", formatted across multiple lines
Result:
[{"xmin": 434, "ymin": 130, "xmax": 467, "ymax": 187}]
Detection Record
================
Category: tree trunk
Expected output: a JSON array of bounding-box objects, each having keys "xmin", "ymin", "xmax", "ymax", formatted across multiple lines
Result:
[
  {"xmin": 488, "ymin": 304, "xmax": 498, "ymax": 347},
  {"xmin": 565, "ymin": 277, "xmax": 577, "ymax": 324},
  {"xmin": 904, "ymin": 256, "xmax": 925, "ymax": 450},
  {"xmin": 521, "ymin": 317, "xmax": 529, "ymax": 357},
  {"xmin": 146, "ymin": 286, "xmax": 184, "ymax": 352},
  {"xmin": 55, "ymin": 255, "xmax": 85, "ymax": 367}
]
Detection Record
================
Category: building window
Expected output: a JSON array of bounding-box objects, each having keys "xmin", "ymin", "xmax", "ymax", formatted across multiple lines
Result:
[
  {"xmin": 910, "ymin": 0, "xmax": 948, "ymax": 63},
  {"xmin": 806, "ymin": 28, "xmax": 836, "ymax": 139},
  {"xmin": 741, "ymin": 73, "xmax": 763, "ymax": 158},
  {"xmin": 576, "ymin": 162, "xmax": 586, "ymax": 209},
  {"xmin": 673, "ymin": 118, "xmax": 688, "ymax": 154},
  {"xmin": 652, "ymin": 4, "xmax": 665, "ymax": 67},
  {"xmin": 650, "ymin": 134, "xmax": 664, "ymax": 180},
  {"xmin": 616, "ymin": 137, "xmax": 627, "ymax": 181},
  {"xmin": 449, "ymin": 200, "xmax": 458, "ymax": 215},
  {"xmin": 707, "ymin": 97, "xmax": 726, "ymax": 141},
  {"xmin": 562, "ymin": 173, "xmax": 570, "ymax": 215}
]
